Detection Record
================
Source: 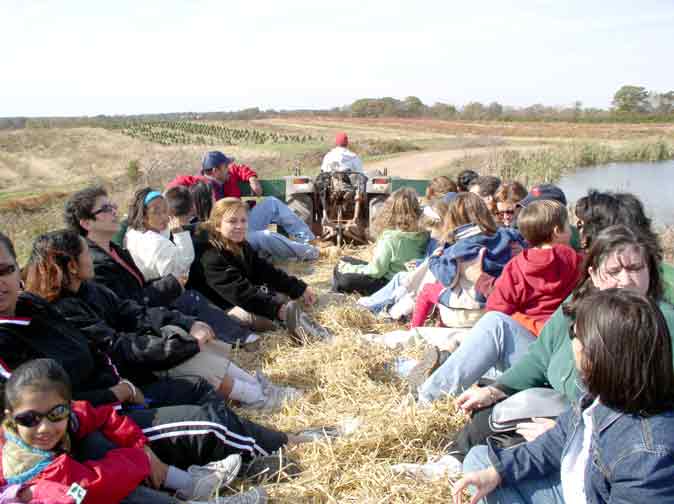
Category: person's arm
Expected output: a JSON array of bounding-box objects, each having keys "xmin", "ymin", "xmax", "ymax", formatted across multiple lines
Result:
[
  {"xmin": 489, "ymin": 406, "xmax": 570, "ymax": 484},
  {"xmin": 230, "ymin": 163, "xmax": 258, "ymax": 182},
  {"xmin": 247, "ymin": 244, "xmax": 308, "ymax": 299},
  {"xmin": 202, "ymin": 249, "xmax": 287, "ymax": 320},
  {"xmin": 72, "ymin": 401, "xmax": 147, "ymax": 448},
  {"xmin": 338, "ymin": 239, "xmax": 393, "ymax": 279},
  {"xmin": 37, "ymin": 449, "xmax": 150, "ymax": 504},
  {"xmin": 494, "ymin": 306, "xmax": 566, "ymax": 393}
]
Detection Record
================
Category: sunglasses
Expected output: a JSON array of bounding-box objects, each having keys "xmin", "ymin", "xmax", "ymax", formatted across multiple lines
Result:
[
  {"xmin": 13, "ymin": 403, "xmax": 70, "ymax": 428},
  {"xmin": 92, "ymin": 203, "xmax": 118, "ymax": 216},
  {"xmin": 0, "ymin": 263, "xmax": 17, "ymax": 276},
  {"xmin": 497, "ymin": 210, "xmax": 515, "ymax": 216}
]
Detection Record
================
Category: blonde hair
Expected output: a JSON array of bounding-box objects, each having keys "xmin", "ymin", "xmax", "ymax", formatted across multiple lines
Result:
[
  {"xmin": 371, "ymin": 188, "xmax": 422, "ymax": 237},
  {"xmin": 518, "ymin": 200, "xmax": 568, "ymax": 247},
  {"xmin": 199, "ymin": 198, "xmax": 249, "ymax": 255},
  {"xmin": 442, "ymin": 192, "xmax": 497, "ymax": 243}
]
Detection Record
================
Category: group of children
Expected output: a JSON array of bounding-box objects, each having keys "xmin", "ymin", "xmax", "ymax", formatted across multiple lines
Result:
[{"xmin": 4, "ymin": 155, "xmax": 674, "ymax": 503}]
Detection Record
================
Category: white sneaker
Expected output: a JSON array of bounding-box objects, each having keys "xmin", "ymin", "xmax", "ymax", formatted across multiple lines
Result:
[
  {"xmin": 391, "ymin": 454, "xmax": 463, "ymax": 481},
  {"xmin": 179, "ymin": 454, "xmax": 242, "ymax": 500},
  {"xmin": 188, "ymin": 486, "xmax": 268, "ymax": 504},
  {"xmin": 388, "ymin": 294, "xmax": 415, "ymax": 320},
  {"xmin": 247, "ymin": 372, "xmax": 303, "ymax": 411}
]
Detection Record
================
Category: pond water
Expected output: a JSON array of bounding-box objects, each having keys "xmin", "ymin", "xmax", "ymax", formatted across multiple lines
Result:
[{"xmin": 558, "ymin": 160, "xmax": 674, "ymax": 228}]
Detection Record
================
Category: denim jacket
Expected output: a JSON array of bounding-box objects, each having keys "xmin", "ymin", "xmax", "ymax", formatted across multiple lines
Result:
[{"xmin": 488, "ymin": 395, "xmax": 674, "ymax": 503}]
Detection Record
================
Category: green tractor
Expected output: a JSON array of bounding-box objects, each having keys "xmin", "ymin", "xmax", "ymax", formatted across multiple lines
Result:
[{"xmin": 239, "ymin": 171, "xmax": 430, "ymax": 246}]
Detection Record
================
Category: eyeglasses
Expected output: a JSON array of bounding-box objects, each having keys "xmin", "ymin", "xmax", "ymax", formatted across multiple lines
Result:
[
  {"xmin": 92, "ymin": 203, "xmax": 118, "ymax": 216},
  {"xmin": 497, "ymin": 209, "xmax": 515, "ymax": 216},
  {"xmin": 0, "ymin": 263, "xmax": 17, "ymax": 277},
  {"xmin": 13, "ymin": 403, "xmax": 70, "ymax": 428}
]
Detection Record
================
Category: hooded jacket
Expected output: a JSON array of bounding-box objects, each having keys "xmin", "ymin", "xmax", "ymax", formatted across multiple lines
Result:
[
  {"xmin": 50, "ymin": 282, "xmax": 199, "ymax": 385},
  {"xmin": 0, "ymin": 401, "xmax": 149, "ymax": 504},
  {"xmin": 320, "ymin": 147, "xmax": 364, "ymax": 173},
  {"xmin": 338, "ymin": 230, "xmax": 428, "ymax": 280},
  {"xmin": 87, "ymin": 239, "xmax": 182, "ymax": 308},
  {"xmin": 486, "ymin": 244, "xmax": 583, "ymax": 335}
]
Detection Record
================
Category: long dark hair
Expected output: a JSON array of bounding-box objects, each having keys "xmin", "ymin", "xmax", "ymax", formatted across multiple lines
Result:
[
  {"xmin": 24, "ymin": 230, "xmax": 84, "ymax": 302},
  {"xmin": 190, "ymin": 181, "xmax": 214, "ymax": 221},
  {"xmin": 571, "ymin": 289, "xmax": 674, "ymax": 415},
  {"xmin": 0, "ymin": 232, "xmax": 17, "ymax": 263},
  {"xmin": 127, "ymin": 187, "xmax": 157, "ymax": 231},
  {"xmin": 564, "ymin": 225, "xmax": 662, "ymax": 316}
]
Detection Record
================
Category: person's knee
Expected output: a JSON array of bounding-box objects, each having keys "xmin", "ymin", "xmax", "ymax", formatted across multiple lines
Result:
[{"xmin": 462, "ymin": 445, "xmax": 491, "ymax": 473}]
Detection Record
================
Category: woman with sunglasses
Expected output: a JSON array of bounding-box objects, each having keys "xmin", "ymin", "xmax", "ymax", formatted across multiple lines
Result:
[
  {"xmin": 0, "ymin": 359, "xmax": 265, "ymax": 504},
  {"xmin": 494, "ymin": 181, "xmax": 527, "ymax": 228},
  {"xmin": 454, "ymin": 289, "xmax": 674, "ymax": 503}
]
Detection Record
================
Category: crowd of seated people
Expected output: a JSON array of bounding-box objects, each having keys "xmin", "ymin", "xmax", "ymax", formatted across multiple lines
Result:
[{"xmin": 2, "ymin": 152, "xmax": 674, "ymax": 503}]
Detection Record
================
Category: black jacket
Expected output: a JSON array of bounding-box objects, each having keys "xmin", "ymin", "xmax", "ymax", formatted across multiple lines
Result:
[
  {"xmin": 51, "ymin": 281, "xmax": 200, "ymax": 384},
  {"xmin": 189, "ymin": 239, "xmax": 307, "ymax": 321},
  {"xmin": 0, "ymin": 293, "xmax": 120, "ymax": 406},
  {"xmin": 87, "ymin": 238, "xmax": 182, "ymax": 307}
]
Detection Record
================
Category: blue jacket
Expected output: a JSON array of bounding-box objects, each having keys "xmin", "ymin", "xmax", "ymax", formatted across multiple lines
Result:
[
  {"xmin": 489, "ymin": 395, "xmax": 674, "ymax": 503},
  {"xmin": 428, "ymin": 224, "xmax": 525, "ymax": 306}
]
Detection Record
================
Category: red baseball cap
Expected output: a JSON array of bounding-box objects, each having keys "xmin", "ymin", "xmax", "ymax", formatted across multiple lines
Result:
[{"xmin": 335, "ymin": 132, "xmax": 348, "ymax": 147}]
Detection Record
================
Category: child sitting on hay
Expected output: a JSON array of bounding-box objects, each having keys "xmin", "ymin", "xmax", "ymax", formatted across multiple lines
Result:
[{"xmin": 332, "ymin": 188, "xmax": 428, "ymax": 296}]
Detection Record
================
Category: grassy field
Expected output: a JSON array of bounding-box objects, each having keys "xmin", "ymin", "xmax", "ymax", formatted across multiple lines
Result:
[{"xmin": 2, "ymin": 117, "xmax": 674, "ymax": 501}]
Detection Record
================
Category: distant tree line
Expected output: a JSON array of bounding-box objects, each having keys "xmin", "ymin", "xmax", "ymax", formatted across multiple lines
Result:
[{"xmin": 1, "ymin": 85, "xmax": 673, "ymax": 130}]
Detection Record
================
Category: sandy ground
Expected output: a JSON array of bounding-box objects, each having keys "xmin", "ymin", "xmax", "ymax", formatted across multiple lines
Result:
[{"xmin": 365, "ymin": 145, "xmax": 546, "ymax": 177}]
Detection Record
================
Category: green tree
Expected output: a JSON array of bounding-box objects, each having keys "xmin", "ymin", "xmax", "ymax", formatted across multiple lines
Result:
[{"xmin": 612, "ymin": 85, "xmax": 650, "ymax": 113}]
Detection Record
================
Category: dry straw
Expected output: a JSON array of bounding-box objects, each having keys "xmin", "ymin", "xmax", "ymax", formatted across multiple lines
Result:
[{"xmin": 228, "ymin": 253, "xmax": 469, "ymax": 503}]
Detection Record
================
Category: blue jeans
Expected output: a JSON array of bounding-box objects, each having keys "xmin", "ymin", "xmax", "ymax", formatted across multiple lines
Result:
[
  {"xmin": 418, "ymin": 312, "xmax": 536, "ymax": 403},
  {"xmin": 248, "ymin": 196, "xmax": 315, "ymax": 241},
  {"xmin": 247, "ymin": 229, "xmax": 318, "ymax": 261},
  {"xmin": 247, "ymin": 196, "xmax": 317, "ymax": 260},
  {"xmin": 463, "ymin": 445, "xmax": 564, "ymax": 504},
  {"xmin": 172, "ymin": 289, "xmax": 253, "ymax": 344},
  {"xmin": 358, "ymin": 271, "xmax": 408, "ymax": 312}
]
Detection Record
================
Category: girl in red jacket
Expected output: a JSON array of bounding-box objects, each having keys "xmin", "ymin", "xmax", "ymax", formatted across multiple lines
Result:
[{"xmin": 0, "ymin": 359, "xmax": 260, "ymax": 504}]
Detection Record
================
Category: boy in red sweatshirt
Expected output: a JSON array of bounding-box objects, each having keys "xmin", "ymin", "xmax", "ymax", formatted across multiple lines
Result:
[{"xmin": 486, "ymin": 199, "xmax": 583, "ymax": 335}]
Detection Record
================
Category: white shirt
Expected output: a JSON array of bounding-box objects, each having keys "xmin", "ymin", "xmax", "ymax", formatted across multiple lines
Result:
[
  {"xmin": 320, "ymin": 147, "xmax": 364, "ymax": 173},
  {"xmin": 125, "ymin": 228, "xmax": 194, "ymax": 280},
  {"xmin": 561, "ymin": 398, "xmax": 600, "ymax": 503}
]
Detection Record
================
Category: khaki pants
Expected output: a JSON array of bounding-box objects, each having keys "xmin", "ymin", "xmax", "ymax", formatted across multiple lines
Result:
[{"xmin": 157, "ymin": 340, "xmax": 232, "ymax": 390}]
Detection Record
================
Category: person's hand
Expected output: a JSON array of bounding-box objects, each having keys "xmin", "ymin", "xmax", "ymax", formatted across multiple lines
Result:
[
  {"xmin": 190, "ymin": 321, "xmax": 215, "ymax": 349},
  {"xmin": 302, "ymin": 287, "xmax": 317, "ymax": 306},
  {"xmin": 278, "ymin": 303, "xmax": 288, "ymax": 321},
  {"xmin": 516, "ymin": 417, "xmax": 557, "ymax": 442},
  {"xmin": 432, "ymin": 246, "xmax": 444, "ymax": 257},
  {"xmin": 168, "ymin": 216, "xmax": 183, "ymax": 234},
  {"xmin": 455, "ymin": 386, "xmax": 505, "ymax": 414},
  {"xmin": 249, "ymin": 177, "xmax": 263, "ymax": 196},
  {"xmin": 452, "ymin": 467, "xmax": 501, "ymax": 504},
  {"xmin": 177, "ymin": 274, "xmax": 189, "ymax": 288},
  {"xmin": 110, "ymin": 380, "xmax": 145, "ymax": 405},
  {"xmin": 461, "ymin": 248, "xmax": 486, "ymax": 284},
  {"xmin": 144, "ymin": 445, "xmax": 169, "ymax": 489}
]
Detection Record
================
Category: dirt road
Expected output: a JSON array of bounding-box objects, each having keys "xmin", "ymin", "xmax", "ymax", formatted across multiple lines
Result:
[{"xmin": 365, "ymin": 145, "xmax": 545, "ymax": 178}]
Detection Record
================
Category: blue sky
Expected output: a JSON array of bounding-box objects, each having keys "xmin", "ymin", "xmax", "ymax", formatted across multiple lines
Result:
[{"xmin": 2, "ymin": 0, "xmax": 673, "ymax": 117}]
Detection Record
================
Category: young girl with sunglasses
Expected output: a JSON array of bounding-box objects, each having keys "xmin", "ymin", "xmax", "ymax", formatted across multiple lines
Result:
[{"xmin": 0, "ymin": 359, "xmax": 263, "ymax": 504}]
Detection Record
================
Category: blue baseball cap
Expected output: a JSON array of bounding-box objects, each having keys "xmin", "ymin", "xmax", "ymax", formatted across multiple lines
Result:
[
  {"xmin": 518, "ymin": 184, "xmax": 567, "ymax": 207},
  {"xmin": 202, "ymin": 151, "xmax": 234, "ymax": 172}
]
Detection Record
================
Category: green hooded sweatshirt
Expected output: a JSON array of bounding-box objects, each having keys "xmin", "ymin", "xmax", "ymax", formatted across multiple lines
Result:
[
  {"xmin": 496, "ymin": 297, "xmax": 674, "ymax": 401},
  {"xmin": 339, "ymin": 229, "xmax": 428, "ymax": 280}
]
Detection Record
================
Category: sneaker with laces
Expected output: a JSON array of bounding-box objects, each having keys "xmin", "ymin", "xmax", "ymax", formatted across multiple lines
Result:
[
  {"xmin": 179, "ymin": 454, "xmax": 242, "ymax": 500},
  {"xmin": 193, "ymin": 486, "xmax": 268, "ymax": 504},
  {"xmin": 247, "ymin": 372, "xmax": 303, "ymax": 411},
  {"xmin": 391, "ymin": 454, "xmax": 463, "ymax": 481}
]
